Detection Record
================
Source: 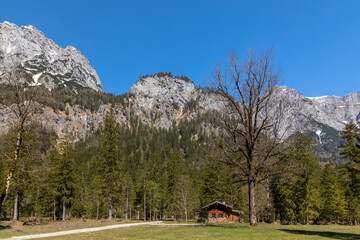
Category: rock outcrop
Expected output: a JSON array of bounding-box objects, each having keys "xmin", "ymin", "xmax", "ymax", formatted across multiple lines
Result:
[
  {"xmin": 0, "ymin": 21, "xmax": 102, "ymax": 91},
  {"xmin": 0, "ymin": 73, "xmax": 359, "ymax": 161}
]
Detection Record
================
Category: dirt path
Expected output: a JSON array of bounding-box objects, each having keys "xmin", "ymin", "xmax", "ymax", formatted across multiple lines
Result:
[{"xmin": 6, "ymin": 221, "xmax": 162, "ymax": 240}]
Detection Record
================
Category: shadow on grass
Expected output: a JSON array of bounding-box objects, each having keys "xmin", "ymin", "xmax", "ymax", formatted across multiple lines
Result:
[
  {"xmin": 0, "ymin": 225, "xmax": 11, "ymax": 230},
  {"xmin": 280, "ymin": 229, "xmax": 360, "ymax": 240},
  {"xmin": 206, "ymin": 224, "xmax": 249, "ymax": 229}
]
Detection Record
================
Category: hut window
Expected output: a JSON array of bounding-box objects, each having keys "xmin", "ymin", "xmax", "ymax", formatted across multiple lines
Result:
[
  {"xmin": 212, "ymin": 214, "xmax": 216, "ymax": 218},
  {"xmin": 219, "ymin": 214, "xmax": 223, "ymax": 218}
]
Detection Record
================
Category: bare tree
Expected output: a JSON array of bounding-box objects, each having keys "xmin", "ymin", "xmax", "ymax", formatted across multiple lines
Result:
[
  {"xmin": 174, "ymin": 175, "xmax": 197, "ymax": 222},
  {"xmin": 211, "ymin": 49, "xmax": 296, "ymax": 226},
  {"xmin": 0, "ymin": 69, "xmax": 38, "ymax": 216}
]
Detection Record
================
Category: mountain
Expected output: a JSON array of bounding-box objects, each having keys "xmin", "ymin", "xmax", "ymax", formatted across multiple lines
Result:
[
  {"xmin": 275, "ymin": 86, "xmax": 360, "ymax": 132},
  {"xmin": 0, "ymin": 21, "xmax": 358, "ymax": 161},
  {"xmin": 128, "ymin": 73, "xmax": 224, "ymax": 128},
  {"xmin": 274, "ymin": 86, "xmax": 360, "ymax": 160},
  {"xmin": 0, "ymin": 71, "xmax": 358, "ymax": 161},
  {"xmin": 0, "ymin": 21, "xmax": 102, "ymax": 91},
  {"xmin": 130, "ymin": 77, "xmax": 360, "ymax": 161}
]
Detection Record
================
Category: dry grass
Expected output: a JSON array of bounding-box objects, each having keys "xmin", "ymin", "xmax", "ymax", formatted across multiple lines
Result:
[
  {"xmin": 2, "ymin": 221, "xmax": 360, "ymax": 240},
  {"xmin": 46, "ymin": 223, "xmax": 360, "ymax": 240},
  {"xmin": 0, "ymin": 218, "xmax": 138, "ymax": 239},
  {"xmin": 10, "ymin": 221, "xmax": 24, "ymax": 232}
]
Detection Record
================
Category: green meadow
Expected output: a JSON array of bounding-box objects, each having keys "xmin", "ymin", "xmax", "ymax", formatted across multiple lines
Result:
[{"xmin": 2, "ymin": 221, "xmax": 360, "ymax": 240}]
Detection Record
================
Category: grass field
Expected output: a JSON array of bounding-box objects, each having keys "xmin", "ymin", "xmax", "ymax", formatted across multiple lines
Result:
[
  {"xmin": 0, "ymin": 219, "xmax": 136, "ymax": 239},
  {"xmin": 2, "ymin": 220, "xmax": 360, "ymax": 240}
]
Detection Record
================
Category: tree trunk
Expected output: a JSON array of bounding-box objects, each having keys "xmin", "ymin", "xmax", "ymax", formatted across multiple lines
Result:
[
  {"xmin": 130, "ymin": 203, "xmax": 132, "ymax": 220},
  {"xmin": 53, "ymin": 200, "xmax": 56, "ymax": 221},
  {"xmin": 62, "ymin": 200, "xmax": 66, "ymax": 221},
  {"xmin": 96, "ymin": 200, "xmax": 99, "ymax": 220},
  {"xmin": 144, "ymin": 177, "xmax": 146, "ymax": 221},
  {"xmin": 126, "ymin": 188, "xmax": 129, "ymax": 219},
  {"xmin": 108, "ymin": 199, "xmax": 112, "ymax": 221},
  {"xmin": 13, "ymin": 190, "xmax": 19, "ymax": 221},
  {"xmin": 306, "ymin": 205, "xmax": 309, "ymax": 224},
  {"xmin": 185, "ymin": 208, "xmax": 188, "ymax": 222},
  {"xmin": 150, "ymin": 201, "xmax": 152, "ymax": 221},
  {"xmin": 266, "ymin": 185, "xmax": 270, "ymax": 223},
  {"xmin": 10, "ymin": 204, "xmax": 13, "ymax": 220},
  {"xmin": 248, "ymin": 179, "xmax": 257, "ymax": 226},
  {"xmin": 0, "ymin": 125, "xmax": 24, "ymax": 215}
]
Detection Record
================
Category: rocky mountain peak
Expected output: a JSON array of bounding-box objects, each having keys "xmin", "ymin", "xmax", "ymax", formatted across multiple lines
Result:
[
  {"xmin": 129, "ymin": 73, "xmax": 196, "ymax": 107},
  {"xmin": 0, "ymin": 21, "xmax": 102, "ymax": 92}
]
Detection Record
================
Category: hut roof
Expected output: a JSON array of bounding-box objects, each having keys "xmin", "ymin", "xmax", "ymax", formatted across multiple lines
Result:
[
  {"xmin": 202, "ymin": 201, "xmax": 233, "ymax": 209},
  {"xmin": 232, "ymin": 210, "xmax": 243, "ymax": 214},
  {"xmin": 202, "ymin": 201, "xmax": 243, "ymax": 214}
]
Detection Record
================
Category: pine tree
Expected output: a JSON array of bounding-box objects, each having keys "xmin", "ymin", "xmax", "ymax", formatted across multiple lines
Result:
[
  {"xmin": 339, "ymin": 123, "xmax": 360, "ymax": 224},
  {"xmin": 292, "ymin": 134, "xmax": 321, "ymax": 224},
  {"xmin": 122, "ymin": 172, "xmax": 135, "ymax": 219},
  {"xmin": 340, "ymin": 123, "xmax": 360, "ymax": 163},
  {"xmin": 49, "ymin": 130, "xmax": 75, "ymax": 221},
  {"xmin": 272, "ymin": 134, "xmax": 321, "ymax": 224},
  {"xmin": 320, "ymin": 164, "xmax": 347, "ymax": 223},
  {"xmin": 99, "ymin": 108, "xmax": 123, "ymax": 221},
  {"xmin": 199, "ymin": 164, "xmax": 222, "ymax": 207},
  {"xmin": 165, "ymin": 151, "xmax": 184, "ymax": 219}
]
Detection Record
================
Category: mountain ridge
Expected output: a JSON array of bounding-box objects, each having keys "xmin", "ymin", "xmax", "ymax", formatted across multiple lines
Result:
[
  {"xmin": 0, "ymin": 71, "xmax": 358, "ymax": 161},
  {"xmin": 0, "ymin": 21, "xmax": 102, "ymax": 91},
  {"xmin": 0, "ymin": 21, "xmax": 359, "ymax": 161}
]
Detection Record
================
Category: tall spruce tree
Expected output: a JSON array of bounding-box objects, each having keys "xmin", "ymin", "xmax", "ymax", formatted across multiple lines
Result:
[
  {"xmin": 340, "ymin": 123, "xmax": 360, "ymax": 163},
  {"xmin": 99, "ymin": 108, "xmax": 123, "ymax": 221},
  {"xmin": 271, "ymin": 134, "xmax": 321, "ymax": 224},
  {"xmin": 165, "ymin": 151, "xmax": 184, "ymax": 219},
  {"xmin": 320, "ymin": 164, "xmax": 347, "ymax": 223},
  {"xmin": 50, "ymin": 130, "xmax": 75, "ymax": 221},
  {"xmin": 292, "ymin": 134, "xmax": 321, "ymax": 224},
  {"xmin": 339, "ymin": 122, "xmax": 360, "ymax": 223}
]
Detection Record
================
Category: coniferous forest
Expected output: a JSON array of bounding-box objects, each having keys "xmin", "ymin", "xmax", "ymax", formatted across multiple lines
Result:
[{"xmin": 0, "ymin": 85, "xmax": 360, "ymax": 225}]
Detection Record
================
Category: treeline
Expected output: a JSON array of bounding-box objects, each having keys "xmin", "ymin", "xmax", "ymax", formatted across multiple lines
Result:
[
  {"xmin": 0, "ymin": 84, "xmax": 128, "ymax": 113},
  {"xmin": 0, "ymin": 109, "xmax": 233, "ymax": 221},
  {"xmin": 1, "ymin": 108, "xmax": 360, "ymax": 224},
  {"xmin": 138, "ymin": 72, "xmax": 192, "ymax": 83}
]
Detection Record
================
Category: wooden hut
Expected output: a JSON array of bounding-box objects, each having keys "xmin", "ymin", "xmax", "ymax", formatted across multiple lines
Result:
[{"xmin": 202, "ymin": 201, "xmax": 243, "ymax": 223}]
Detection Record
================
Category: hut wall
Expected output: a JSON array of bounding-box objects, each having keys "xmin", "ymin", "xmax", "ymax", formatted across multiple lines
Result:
[{"xmin": 207, "ymin": 209, "xmax": 228, "ymax": 223}]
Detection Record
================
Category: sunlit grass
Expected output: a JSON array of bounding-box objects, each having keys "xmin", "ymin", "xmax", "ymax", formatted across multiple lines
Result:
[
  {"xmin": 1, "ymin": 220, "xmax": 360, "ymax": 240},
  {"xmin": 0, "ymin": 218, "xmax": 138, "ymax": 239},
  {"xmin": 50, "ymin": 224, "xmax": 360, "ymax": 240}
]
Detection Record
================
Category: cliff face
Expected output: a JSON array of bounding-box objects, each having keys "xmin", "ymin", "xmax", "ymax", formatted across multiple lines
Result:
[
  {"xmin": 272, "ymin": 86, "xmax": 360, "ymax": 160},
  {"xmin": 0, "ymin": 21, "xmax": 102, "ymax": 91},
  {"xmin": 0, "ymin": 73, "xmax": 359, "ymax": 161}
]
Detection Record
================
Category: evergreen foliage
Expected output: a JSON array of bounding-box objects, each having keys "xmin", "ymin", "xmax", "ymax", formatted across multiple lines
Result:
[
  {"xmin": 320, "ymin": 164, "xmax": 347, "ymax": 222},
  {"xmin": 98, "ymin": 108, "xmax": 123, "ymax": 221},
  {"xmin": 339, "ymin": 122, "xmax": 360, "ymax": 223},
  {"xmin": 1, "ymin": 99, "xmax": 360, "ymax": 225},
  {"xmin": 138, "ymin": 72, "xmax": 193, "ymax": 83},
  {"xmin": 49, "ymin": 130, "xmax": 76, "ymax": 220},
  {"xmin": 0, "ymin": 84, "xmax": 128, "ymax": 113}
]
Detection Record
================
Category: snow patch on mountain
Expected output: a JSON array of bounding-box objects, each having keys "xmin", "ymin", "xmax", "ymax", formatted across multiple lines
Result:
[{"xmin": 0, "ymin": 21, "xmax": 102, "ymax": 91}]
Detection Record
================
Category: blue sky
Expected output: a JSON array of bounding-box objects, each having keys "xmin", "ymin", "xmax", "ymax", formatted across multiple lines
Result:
[{"xmin": 1, "ymin": 0, "xmax": 359, "ymax": 97}]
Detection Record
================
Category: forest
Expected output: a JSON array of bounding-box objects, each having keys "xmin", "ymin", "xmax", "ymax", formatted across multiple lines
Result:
[
  {"xmin": 0, "ymin": 49, "xmax": 360, "ymax": 226},
  {"xmin": 0, "ymin": 91, "xmax": 360, "ymax": 225}
]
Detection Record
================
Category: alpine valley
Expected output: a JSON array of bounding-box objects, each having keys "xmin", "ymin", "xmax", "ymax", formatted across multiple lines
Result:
[{"xmin": 0, "ymin": 21, "xmax": 359, "ymax": 162}]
